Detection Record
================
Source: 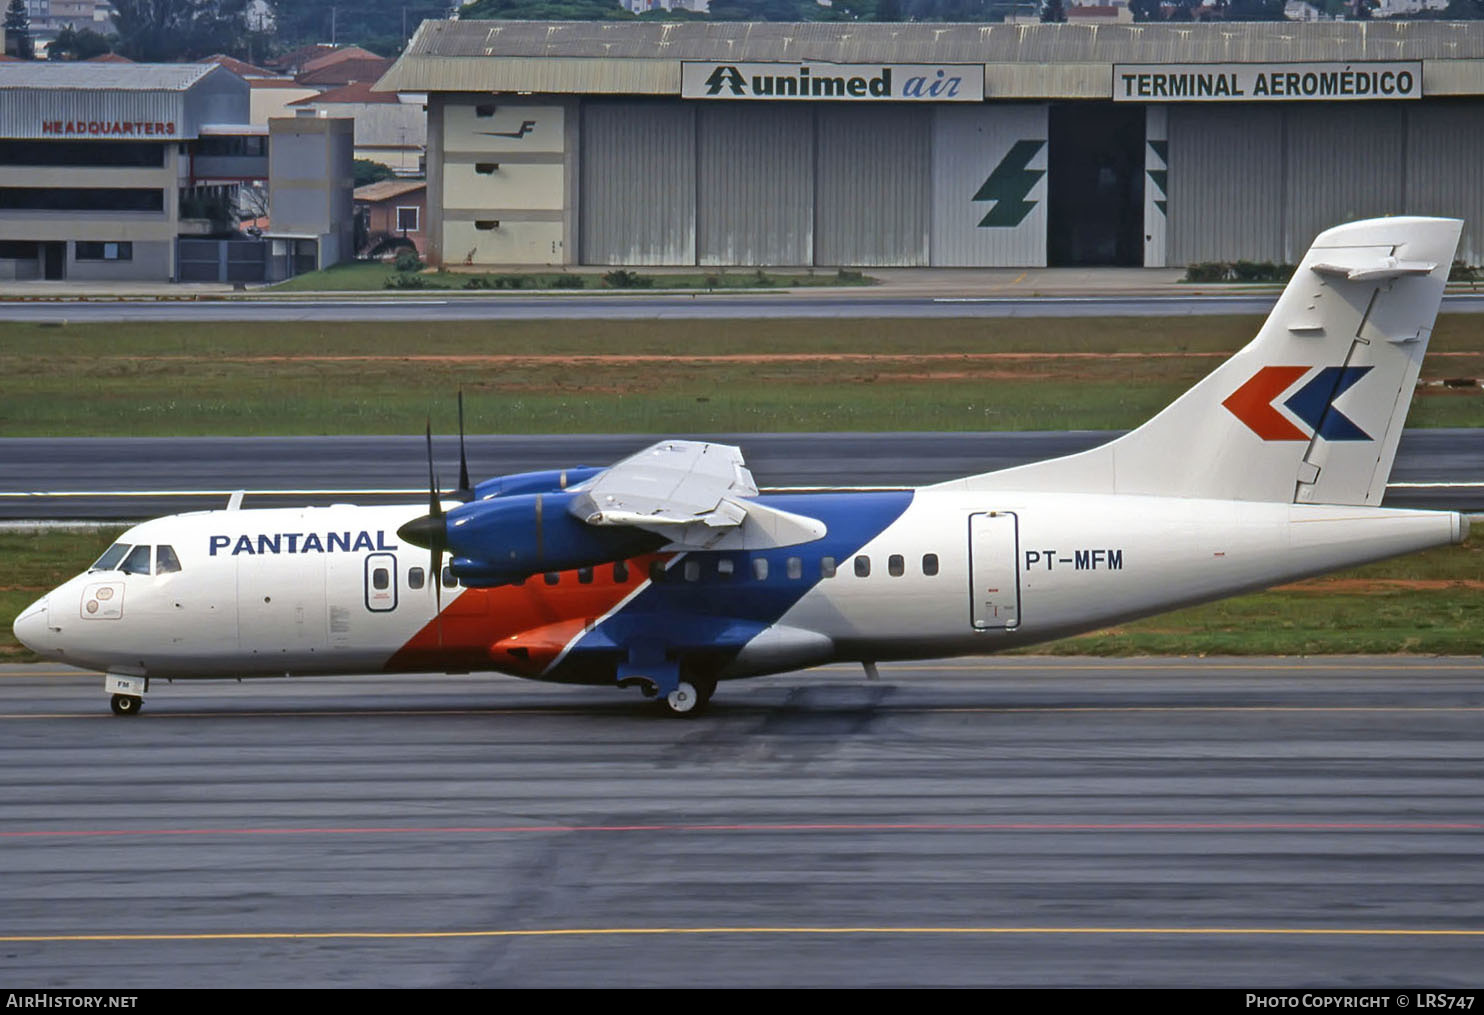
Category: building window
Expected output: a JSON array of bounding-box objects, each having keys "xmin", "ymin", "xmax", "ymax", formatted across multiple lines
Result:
[
  {"xmin": 75, "ymin": 241, "xmax": 133, "ymax": 262},
  {"xmin": 475, "ymin": 104, "xmax": 496, "ymax": 118},
  {"xmin": 0, "ymin": 188, "xmax": 163, "ymax": 212},
  {"xmin": 475, "ymin": 220, "xmax": 499, "ymax": 230},
  {"xmin": 475, "ymin": 162, "xmax": 499, "ymax": 175},
  {"xmin": 396, "ymin": 206, "xmax": 419, "ymax": 233}
]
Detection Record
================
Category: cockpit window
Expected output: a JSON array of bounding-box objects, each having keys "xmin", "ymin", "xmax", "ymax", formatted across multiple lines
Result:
[
  {"xmin": 119, "ymin": 544, "xmax": 152, "ymax": 575},
  {"xmin": 90, "ymin": 543, "xmax": 130, "ymax": 572},
  {"xmin": 156, "ymin": 545, "xmax": 182, "ymax": 574}
]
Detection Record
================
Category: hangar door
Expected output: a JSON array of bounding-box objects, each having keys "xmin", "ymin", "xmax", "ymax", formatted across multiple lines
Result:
[
  {"xmin": 579, "ymin": 101, "xmax": 696, "ymax": 265},
  {"xmin": 697, "ymin": 104, "xmax": 813, "ymax": 265},
  {"xmin": 815, "ymin": 106, "xmax": 930, "ymax": 266}
]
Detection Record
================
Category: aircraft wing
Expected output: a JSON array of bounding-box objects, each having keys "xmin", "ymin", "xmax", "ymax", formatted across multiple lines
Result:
[{"xmin": 567, "ymin": 440, "xmax": 826, "ymax": 550}]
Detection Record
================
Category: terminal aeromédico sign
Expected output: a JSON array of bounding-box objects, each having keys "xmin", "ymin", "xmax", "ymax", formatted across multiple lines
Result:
[
  {"xmin": 682, "ymin": 62, "xmax": 984, "ymax": 102},
  {"xmin": 1113, "ymin": 62, "xmax": 1423, "ymax": 102}
]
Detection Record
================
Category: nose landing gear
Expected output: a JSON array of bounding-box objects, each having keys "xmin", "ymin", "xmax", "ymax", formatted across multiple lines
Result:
[{"xmin": 105, "ymin": 673, "xmax": 147, "ymax": 717}]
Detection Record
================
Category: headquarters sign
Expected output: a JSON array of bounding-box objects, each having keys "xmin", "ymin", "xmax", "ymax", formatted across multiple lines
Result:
[
  {"xmin": 682, "ymin": 62, "xmax": 984, "ymax": 102},
  {"xmin": 1114, "ymin": 62, "xmax": 1423, "ymax": 102}
]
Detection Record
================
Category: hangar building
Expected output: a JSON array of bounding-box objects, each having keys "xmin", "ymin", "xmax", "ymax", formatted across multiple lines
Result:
[{"xmin": 376, "ymin": 20, "xmax": 1484, "ymax": 270}]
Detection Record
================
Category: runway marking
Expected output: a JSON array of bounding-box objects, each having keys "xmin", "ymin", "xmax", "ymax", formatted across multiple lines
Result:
[
  {"xmin": 3, "ymin": 704, "xmax": 1484, "ymax": 722},
  {"xmin": 6, "ymin": 926, "xmax": 1484, "ymax": 944},
  {"xmin": 4, "ymin": 820, "xmax": 1481, "ymax": 841}
]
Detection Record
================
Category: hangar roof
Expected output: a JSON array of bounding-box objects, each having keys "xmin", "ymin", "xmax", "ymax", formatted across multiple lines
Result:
[{"xmin": 376, "ymin": 20, "xmax": 1484, "ymax": 98}]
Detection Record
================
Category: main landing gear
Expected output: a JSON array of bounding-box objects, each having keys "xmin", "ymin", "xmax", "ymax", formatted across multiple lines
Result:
[
  {"xmin": 110, "ymin": 693, "xmax": 143, "ymax": 716},
  {"xmin": 663, "ymin": 679, "xmax": 716, "ymax": 716}
]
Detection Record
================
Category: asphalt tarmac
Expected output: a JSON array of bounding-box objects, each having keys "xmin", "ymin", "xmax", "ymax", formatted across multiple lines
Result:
[
  {"xmin": 3, "ymin": 292, "xmax": 1483, "ymax": 322},
  {"xmin": 2, "ymin": 657, "xmax": 1481, "ymax": 988},
  {"xmin": 2, "ymin": 430, "xmax": 1480, "ymax": 519}
]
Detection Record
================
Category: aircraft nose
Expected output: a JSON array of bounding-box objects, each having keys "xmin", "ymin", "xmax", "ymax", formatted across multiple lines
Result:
[{"xmin": 12, "ymin": 597, "xmax": 49, "ymax": 653}]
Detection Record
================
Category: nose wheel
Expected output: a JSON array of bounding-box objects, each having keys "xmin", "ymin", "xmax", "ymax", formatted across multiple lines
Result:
[{"xmin": 110, "ymin": 694, "xmax": 143, "ymax": 717}]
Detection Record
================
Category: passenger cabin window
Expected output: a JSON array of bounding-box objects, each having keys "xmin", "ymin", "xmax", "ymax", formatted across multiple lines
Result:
[
  {"xmin": 120, "ymin": 544, "xmax": 152, "ymax": 575},
  {"xmin": 786, "ymin": 557, "xmax": 802, "ymax": 580},
  {"xmin": 888, "ymin": 554, "xmax": 905, "ymax": 577},
  {"xmin": 408, "ymin": 567, "xmax": 425, "ymax": 590},
  {"xmin": 922, "ymin": 553, "xmax": 939, "ymax": 577},
  {"xmin": 372, "ymin": 567, "xmax": 390, "ymax": 591},
  {"xmin": 90, "ymin": 543, "xmax": 130, "ymax": 572},
  {"xmin": 683, "ymin": 560, "xmax": 700, "ymax": 582},
  {"xmin": 717, "ymin": 559, "xmax": 734, "ymax": 577},
  {"xmin": 820, "ymin": 556, "xmax": 837, "ymax": 578},
  {"xmin": 753, "ymin": 558, "xmax": 768, "ymax": 581},
  {"xmin": 441, "ymin": 566, "xmax": 457, "ymax": 588},
  {"xmin": 613, "ymin": 561, "xmax": 629, "ymax": 583},
  {"xmin": 156, "ymin": 545, "xmax": 182, "ymax": 574},
  {"xmin": 577, "ymin": 567, "xmax": 593, "ymax": 585},
  {"xmin": 650, "ymin": 560, "xmax": 667, "ymax": 582},
  {"xmin": 544, "ymin": 572, "xmax": 560, "ymax": 586},
  {"xmin": 854, "ymin": 555, "xmax": 871, "ymax": 578}
]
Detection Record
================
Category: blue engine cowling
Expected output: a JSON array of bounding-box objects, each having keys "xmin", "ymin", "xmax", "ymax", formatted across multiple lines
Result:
[
  {"xmin": 444, "ymin": 490, "xmax": 663, "ymax": 585},
  {"xmin": 472, "ymin": 466, "xmax": 605, "ymax": 501}
]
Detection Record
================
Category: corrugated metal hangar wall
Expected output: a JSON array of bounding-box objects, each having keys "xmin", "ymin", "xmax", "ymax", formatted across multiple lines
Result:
[
  {"xmin": 578, "ymin": 100, "xmax": 1047, "ymax": 268},
  {"xmin": 1165, "ymin": 101, "xmax": 1484, "ymax": 266},
  {"xmin": 576, "ymin": 98, "xmax": 1484, "ymax": 269}
]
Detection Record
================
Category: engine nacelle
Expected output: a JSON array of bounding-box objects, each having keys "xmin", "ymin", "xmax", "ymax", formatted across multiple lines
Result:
[
  {"xmin": 473, "ymin": 467, "xmax": 605, "ymax": 501},
  {"xmin": 444, "ymin": 490, "xmax": 663, "ymax": 584}
]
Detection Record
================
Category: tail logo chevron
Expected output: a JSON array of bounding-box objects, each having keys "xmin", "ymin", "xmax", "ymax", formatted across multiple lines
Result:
[{"xmin": 1223, "ymin": 365, "xmax": 1375, "ymax": 441}]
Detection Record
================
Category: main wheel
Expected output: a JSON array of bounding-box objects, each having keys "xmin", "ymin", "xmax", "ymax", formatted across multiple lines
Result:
[
  {"xmin": 664, "ymin": 681, "xmax": 701, "ymax": 716},
  {"xmin": 110, "ymin": 693, "xmax": 142, "ymax": 717}
]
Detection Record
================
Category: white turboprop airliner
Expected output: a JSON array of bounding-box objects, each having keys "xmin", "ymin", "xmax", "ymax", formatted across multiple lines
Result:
[{"xmin": 12, "ymin": 217, "xmax": 1470, "ymax": 716}]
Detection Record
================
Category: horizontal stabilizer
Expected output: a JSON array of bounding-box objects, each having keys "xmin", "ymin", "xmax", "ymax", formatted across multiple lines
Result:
[
  {"xmin": 1311, "ymin": 256, "xmax": 1437, "ymax": 282},
  {"xmin": 938, "ymin": 216, "xmax": 1462, "ymax": 507}
]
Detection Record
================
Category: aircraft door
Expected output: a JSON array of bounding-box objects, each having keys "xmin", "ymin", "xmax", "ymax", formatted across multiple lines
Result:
[
  {"xmin": 364, "ymin": 552, "xmax": 397, "ymax": 612},
  {"xmin": 968, "ymin": 511, "xmax": 1021, "ymax": 630}
]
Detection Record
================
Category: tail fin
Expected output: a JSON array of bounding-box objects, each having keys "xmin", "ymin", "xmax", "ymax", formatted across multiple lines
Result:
[{"xmin": 941, "ymin": 216, "xmax": 1462, "ymax": 505}]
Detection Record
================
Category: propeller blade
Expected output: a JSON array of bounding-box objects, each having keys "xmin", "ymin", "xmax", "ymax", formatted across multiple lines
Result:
[{"xmin": 456, "ymin": 390, "xmax": 472, "ymax": 501}]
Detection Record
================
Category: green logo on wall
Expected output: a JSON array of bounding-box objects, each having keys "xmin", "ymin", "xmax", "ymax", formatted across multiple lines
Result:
[{"xmin": 973, "ymin": 140, "xmax": 1046, "ymax": 228}]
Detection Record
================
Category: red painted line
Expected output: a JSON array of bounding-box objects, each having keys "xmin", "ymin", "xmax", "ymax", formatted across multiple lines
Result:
[{"xmin": 3, "ymin": 820, "xmax": 1481, "ymax": 841}]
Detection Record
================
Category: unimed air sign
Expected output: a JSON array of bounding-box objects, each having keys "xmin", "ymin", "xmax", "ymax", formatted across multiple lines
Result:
[{"xmin": 1112, "ymin": 62, "xmax": 1423, "ymax": 102}]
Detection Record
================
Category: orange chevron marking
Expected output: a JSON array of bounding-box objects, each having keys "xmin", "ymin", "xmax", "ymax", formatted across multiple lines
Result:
[{"xmin": 1222, "ymin": 365, "xmax": 1310, "ymax": 441}]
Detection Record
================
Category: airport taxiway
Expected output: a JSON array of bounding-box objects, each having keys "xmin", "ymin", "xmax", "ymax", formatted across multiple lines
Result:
[{"xmin": 2, "ymin": 657, "xmax": 1481, "ymax": 987}]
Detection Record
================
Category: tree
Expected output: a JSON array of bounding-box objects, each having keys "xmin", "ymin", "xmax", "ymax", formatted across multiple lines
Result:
[
  {"xmin": 272, "ymin": 1, "xmax": 454, "ymax": 51},
  {"xmin": 4, "ymin": 0, "xmax": 35, "ymax": 60},
  {"xmin": 354, "ymin": 159, "xmax": 398, "ymax": 187},
  {"xmin": 1041, "ymin": 0, "xmax": 1066, "ymax": 20},
  {"xmin": 457, "ymin": 0, "xmax": 631, "ymax": 21},
  {"xmin": 49, "ymin": 25, "xmax": 115, "ymax": 60},
  {"xmin": 111, "ymin": 0, "xmax": 252, "ymax": 62}
]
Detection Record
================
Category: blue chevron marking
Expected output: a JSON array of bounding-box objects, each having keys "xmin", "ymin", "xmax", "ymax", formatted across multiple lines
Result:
[{"xmin": 1283, "ymin": 366, "xmax": 1374, "ymax": 441}]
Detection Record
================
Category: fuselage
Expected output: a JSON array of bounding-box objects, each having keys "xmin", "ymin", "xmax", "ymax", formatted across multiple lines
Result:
[{"xmin": 13, "ymin": 490, "xmax": 1464, "ymax": 686}]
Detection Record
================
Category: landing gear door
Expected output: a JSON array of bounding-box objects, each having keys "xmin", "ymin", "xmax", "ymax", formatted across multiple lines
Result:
[{"xmin": 969, "ymin": 511, "xmax": 1020, "ymax": 631}]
